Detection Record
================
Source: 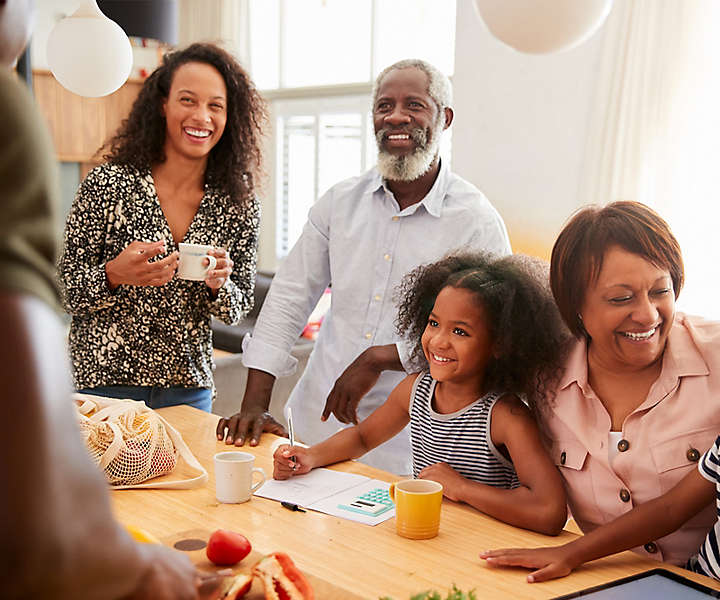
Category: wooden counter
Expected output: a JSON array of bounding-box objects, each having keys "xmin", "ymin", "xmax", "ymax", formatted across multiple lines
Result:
[{"xmin": 109, "ymin": 405, "xmax": 720, "ymax": 599}]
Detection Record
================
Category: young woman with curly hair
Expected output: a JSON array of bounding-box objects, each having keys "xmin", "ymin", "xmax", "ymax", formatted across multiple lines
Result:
[
  {"xmin": 58, "ymin": 43, "xmax": 268, "ymax": 412},
  {"xmin": 271, "ymin": 252, "xmax": 572, "ymax": 535}
]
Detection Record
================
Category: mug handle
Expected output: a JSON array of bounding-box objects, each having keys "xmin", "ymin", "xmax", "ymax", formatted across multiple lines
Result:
[
  {"xmin": 389, "ymin": 482, "xmax": 396, "ymax": 502},
  {"xmin": 205, "ymin": 255, "xmax": 218, "ymax": 271},
  {"xmin": 250, "ymin": 467, "xmax": 266, "ymax": 493}
]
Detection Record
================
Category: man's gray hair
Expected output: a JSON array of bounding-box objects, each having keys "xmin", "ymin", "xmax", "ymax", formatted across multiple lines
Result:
[{"xmin": 372, "ymin": 58, "xmax": 453, "ymax": 111}]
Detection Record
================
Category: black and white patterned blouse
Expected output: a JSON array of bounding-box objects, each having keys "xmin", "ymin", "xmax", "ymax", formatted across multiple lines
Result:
[{"xmin": 58, "ymin": 162, "xmax": 258, "ymax": 394}]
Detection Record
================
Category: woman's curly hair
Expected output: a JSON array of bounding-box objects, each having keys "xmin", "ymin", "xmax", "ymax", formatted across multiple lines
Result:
[
  {"xmin": 395, "ymin": 252, "xmax": 572, "ymax": 416},
  {"xmin": 101, "ymin": 42, "xmax": 268, "ymax": 206}
]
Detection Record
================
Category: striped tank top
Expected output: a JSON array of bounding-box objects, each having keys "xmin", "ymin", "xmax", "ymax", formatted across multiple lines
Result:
[
  {"xmin": 693, "ymin": 435, "xmax": 720, "ymax": 579},
  {"xmin": 409, "ymin": 372, "xmax": 519, "ymax": 489}
]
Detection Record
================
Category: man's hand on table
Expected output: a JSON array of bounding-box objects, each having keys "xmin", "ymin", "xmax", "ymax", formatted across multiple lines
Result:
[
  {"xmin": 322, "ymin": 344, "xmax": 403, "ymax": 425},
  {"xmin": 479, "ymin": 544, "xmax": 579, "ymax": 583},
  {"xmin": 216, "ymin": 369, "xmax": 286, "ymax": 446}
]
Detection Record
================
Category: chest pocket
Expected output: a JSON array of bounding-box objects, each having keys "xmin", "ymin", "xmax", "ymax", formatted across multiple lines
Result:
[
  {"xmin": 649, "ymin": 427, "xmax": 718, "ymax": 474},
  {"xmin": 551, "ymin": 440, "xmax": 589, "ymax": 471}
]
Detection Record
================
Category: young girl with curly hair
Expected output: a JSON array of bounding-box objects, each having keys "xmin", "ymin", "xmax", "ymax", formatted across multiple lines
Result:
[
  {"xmin": 273, "ymin": 252, "xmax": 571, "ymax": 534},
  {"xmin": 58, "ymin": 43, "xmax": 267, "ymax": 411}
]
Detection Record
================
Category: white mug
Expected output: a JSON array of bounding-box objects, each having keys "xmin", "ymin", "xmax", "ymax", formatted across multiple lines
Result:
[
  {"xmin": 214, "ymin": 451, "xmax": 267, "ymax": 503},
  {"xmin": 177, "ymin": 243, "xmax": 217, "ymax": 281}
]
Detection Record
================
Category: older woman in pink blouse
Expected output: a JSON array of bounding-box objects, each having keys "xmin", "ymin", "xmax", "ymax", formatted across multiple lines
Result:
[{"xmin": 538, "ymin": 201, "xmax": 720, "ymax": 566}]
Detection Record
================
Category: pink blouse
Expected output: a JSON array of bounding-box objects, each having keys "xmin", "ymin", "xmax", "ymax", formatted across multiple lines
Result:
[{"xmin": 544, "ymin": 313, "xmax": 720, "ymax": 565}]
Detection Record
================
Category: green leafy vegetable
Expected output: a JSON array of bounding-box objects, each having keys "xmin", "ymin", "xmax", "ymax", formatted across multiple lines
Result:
[{"xmin": 380, "ymin": 584, "xmax": 477, "ymax": 600}]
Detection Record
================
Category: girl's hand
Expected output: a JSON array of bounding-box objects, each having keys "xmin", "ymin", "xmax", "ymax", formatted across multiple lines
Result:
[
  {"xmin": 418, "ymin": 462, "xmax": 465, "ymax": 501},
  {"xmin": 204, "ymin": 247, "xmax": 233, "ymax": 293},
  {"xmin": 272, "ymin": 444, "xmax": 313, "ymax": 480},
  {"xmin": 105, "ymin": 240, "xmax": 178, "ymax": 289},
  {"xmin": 479, "ymin": 546, "xmax": 578, "ymax": 583}
]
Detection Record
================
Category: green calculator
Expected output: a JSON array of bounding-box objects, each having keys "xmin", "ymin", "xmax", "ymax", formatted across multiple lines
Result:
[{"xmin": 338, "ymin": 487, "xmax": 394, "ymax": 517}]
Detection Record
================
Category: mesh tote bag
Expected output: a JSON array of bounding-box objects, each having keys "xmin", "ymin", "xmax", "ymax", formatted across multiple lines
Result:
[{"xmin": 74, "ymin": 393, "xmax": 208, "ymax": 489}]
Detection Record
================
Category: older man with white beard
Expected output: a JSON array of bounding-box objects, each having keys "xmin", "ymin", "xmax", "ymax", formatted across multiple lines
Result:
[{"xmin": 217, "ymin": 58, "xmax": 511, "ymax": 474}]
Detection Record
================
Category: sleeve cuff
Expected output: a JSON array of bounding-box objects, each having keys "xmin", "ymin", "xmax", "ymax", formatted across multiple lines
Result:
[
  {"xmin": 210, "ymin": 279, "xmax": 240, "ymax": 322},
  {"xmin": 88, "ymin": 263, "xmax": 118, "ymax": 310},
  {"xmin": 698, "ymin": 443, "xmax": 719, "ymax": 483},
  {"xmin": 242, "ymin": 333, "xmax": 298, "ymax": 378},
  {"xmin": 397, "ymin": 339, "xmax": 416, "ymax": 374}
]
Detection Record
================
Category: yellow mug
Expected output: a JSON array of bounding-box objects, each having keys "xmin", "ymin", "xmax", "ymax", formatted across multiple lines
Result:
[{"xmin": 389, "ymin": 479, "xmax": 443, "ymax": 539}]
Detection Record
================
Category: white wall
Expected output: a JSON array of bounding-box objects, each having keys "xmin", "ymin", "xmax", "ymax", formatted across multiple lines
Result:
[
  {"xmin": 31, "ymin": 0, "xmax": 77, "ymax": 69},
  {"xmin": 452, "ymin": 0, "xmax": 611, "ymax": 257}
]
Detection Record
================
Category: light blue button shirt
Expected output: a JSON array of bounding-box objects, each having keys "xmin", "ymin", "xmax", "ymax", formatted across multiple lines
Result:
[{"xmin": 242, "ymin": 161, "xmax": 511, "ymax": 474}]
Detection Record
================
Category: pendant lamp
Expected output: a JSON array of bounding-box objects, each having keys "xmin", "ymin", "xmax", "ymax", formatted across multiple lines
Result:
[
  {"xmin": 474, "ymin": 0, "xmax": 614, "ymax": 54},
  {"xmin": 97, "ymin": 0, "xmax": 178, "ymax": 46},
  {"xmin": 47, "ymin": 0, "xmax": 132, "ymax": 97}
]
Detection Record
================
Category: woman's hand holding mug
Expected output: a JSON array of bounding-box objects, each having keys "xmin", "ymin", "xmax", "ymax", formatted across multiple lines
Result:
[
  {"xmin": 204, "ymin": 247, "xmax": 233, "ymax": 293},
  {"xmin": 105, "ymin": 240, "xmax": 178, "ymax": 290}
]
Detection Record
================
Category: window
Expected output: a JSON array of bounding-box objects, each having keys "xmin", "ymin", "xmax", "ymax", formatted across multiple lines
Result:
[
  {"xmin": 273, "ymin": 97, "xmax": 375, "ymax": 256},
  {"xmin": 247, "ymin": 0, "xmax": 457, "ymax": 261}
]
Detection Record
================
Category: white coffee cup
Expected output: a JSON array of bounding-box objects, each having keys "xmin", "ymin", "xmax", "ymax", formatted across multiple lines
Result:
[
  {"xmin": 214, "ymin": 451, "xmax": 267, "ymax": 503},
  {"xmin": 177, "ymin": 243, "xmax": 217, "ymax": 281}
]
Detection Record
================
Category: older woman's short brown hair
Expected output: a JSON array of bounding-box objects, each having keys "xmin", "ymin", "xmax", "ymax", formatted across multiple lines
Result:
[{"xmin": 550, "ymin": 201, "xmax": 684, "ymax": 338}]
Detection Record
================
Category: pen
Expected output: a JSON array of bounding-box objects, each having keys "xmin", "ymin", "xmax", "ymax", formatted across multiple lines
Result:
[
  {"xmin": 281, "ymin": 501, "xmax": 306, "ymax": 513},
  {"xmin": 287, "ymin": 408, "xmax": 297, "ymax": 468}
]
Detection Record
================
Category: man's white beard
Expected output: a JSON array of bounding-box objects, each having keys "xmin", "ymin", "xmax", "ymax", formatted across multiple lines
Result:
[{"xmin": 376, "ymin": 118, "xmax": 444, "ymax": 182}]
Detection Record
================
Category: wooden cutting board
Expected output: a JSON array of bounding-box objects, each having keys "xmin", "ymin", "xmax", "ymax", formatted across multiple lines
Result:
[{"xmin": 164, "ymin": 529, "xmax": 365, "ymax": 600}]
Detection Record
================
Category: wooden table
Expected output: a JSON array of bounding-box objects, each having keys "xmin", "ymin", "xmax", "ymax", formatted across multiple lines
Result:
[{"xmin": 110, "ymin": 406, "xmax": 720, "ymax": 599}]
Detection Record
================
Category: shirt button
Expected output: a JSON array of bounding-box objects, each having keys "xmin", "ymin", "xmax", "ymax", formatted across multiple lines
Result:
[
  {"xmin": 374, "ymin": 295, "xmax": 381, "ymax": 301},
  {"xmin": 384, "ymin": 253, "xmax": 391, "ymax": 261},
  {"xmin": 617, "ymin": 439, "xmax": 630, "ymax": 452},
  {"xmin": 619, "ymin": 488, "xmax": 631, "ymax": 503},
  {"xmin": 687, "ymin": 448, "xmax": 701, "ymax": 462},
  {"xmin": 644, "ymin": 542, "xmax": 658, "ymax": 554},
  {"xmin": 560, "ymin": 451, "xmax": 566, "ymax": 465},
  {"xmin": 392, "ymin": 216, "xmax": 399, "ymax": 221},
  {"xmin": 365, "ymin": 333, "xmax": 372, "ymax": 339}
]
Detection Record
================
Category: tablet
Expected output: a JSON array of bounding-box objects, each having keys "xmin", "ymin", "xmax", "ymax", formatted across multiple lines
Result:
[{"xmin": 551, "ymin": 568, "xmax": 720, "ymax": 599}]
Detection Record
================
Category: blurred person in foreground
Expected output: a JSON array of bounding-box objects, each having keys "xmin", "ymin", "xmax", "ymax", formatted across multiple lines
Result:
[{"xmin": 0, "ymin": 1, "xmax": 219, "ymax": 598}]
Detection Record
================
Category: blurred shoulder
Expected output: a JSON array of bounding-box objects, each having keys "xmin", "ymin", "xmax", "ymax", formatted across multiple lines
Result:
[
  {"xmin": 0, "ymin": 71, "xmax": 60, "ymax": 309},
  {"xmin": 0, "ymin": 70, "xmax": 56, "ymax": 179},
  {"xmin": 1, "ymin": 70, "xmax": 39, "ymax": 130}
]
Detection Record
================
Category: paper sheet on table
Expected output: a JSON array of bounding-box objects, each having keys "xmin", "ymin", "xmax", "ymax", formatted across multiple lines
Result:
[{"xmin": 254, "ymin": 468, "xmax": 395, "ymax": 526}]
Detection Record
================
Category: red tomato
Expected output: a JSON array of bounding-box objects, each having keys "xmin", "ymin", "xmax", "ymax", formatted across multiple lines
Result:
[{"xmin": 206, "ymin": 529, "xmax": 252, "ymax": 566}]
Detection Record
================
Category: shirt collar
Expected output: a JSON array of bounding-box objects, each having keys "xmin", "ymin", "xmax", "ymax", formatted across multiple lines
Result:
[
  {"xmin": 371, "ymin": 158, "xmax": 449, "ymax": 218},
  {"xmin": 659, "ymin": 313, "xmax": 710, "ymax": 378},
  {"xmin": 558, "ymin": 339, "xmax": 589, "ymax": 392}
]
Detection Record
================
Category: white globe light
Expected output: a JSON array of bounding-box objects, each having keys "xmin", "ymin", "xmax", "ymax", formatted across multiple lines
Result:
[
  {"xmin": 47, "ymin": 0, "xmax": 132, "ymax": 97},
  {"xmin": 474, "ymin": 0, "xmax": 614, "ymax": 54}
]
